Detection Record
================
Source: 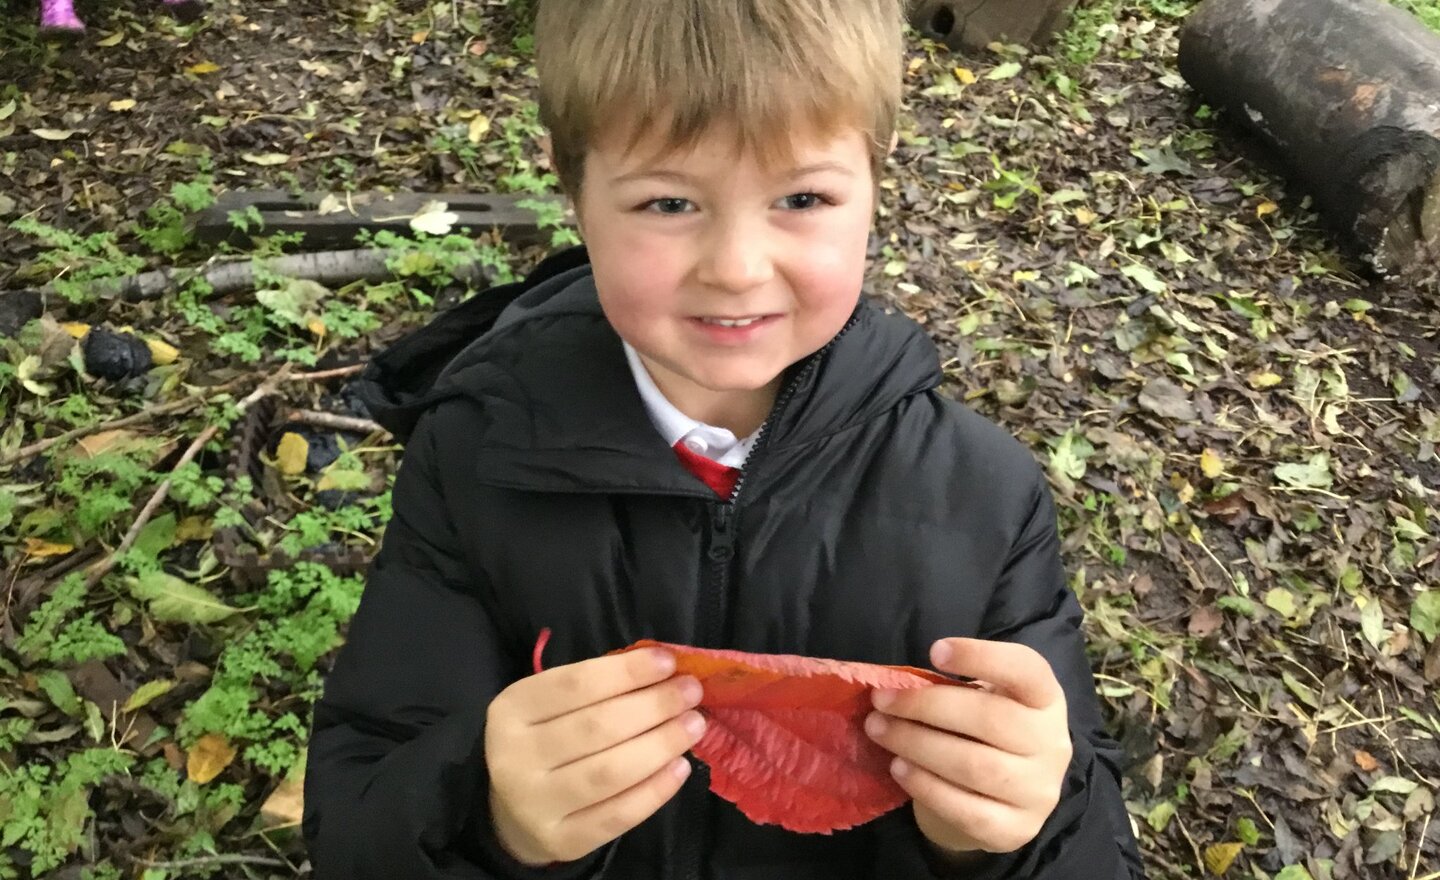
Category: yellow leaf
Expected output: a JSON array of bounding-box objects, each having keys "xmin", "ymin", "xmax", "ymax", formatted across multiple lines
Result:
[
  {"xmin": 96, "ymin": 31, "xmax": 124, "ymax": 47},
  {"xmin": 60, "ymin": 322, "xmax": 90, "ymax": 339},
  {"xmin": 467, "ymin": 114, "xmax": 491, "ymax": 144},
  {"xmin": 145, "ymin": 338, "xmax": 179, "ymax": 365},
  {"xmin": 1201, "ymin": 448, "xmax": 1223, "ymax": 479},
  {"xmin": 306, "ymin": 318, "xmax": 328, "ymax": 339},
  {"xmin": 1256, "ymin": 201, "xmax": 1278, "ymax": 218},
  {"xmin": 1247, "ymin": 371, "xmax": 1283, "ymax": 389},
  {"xmin": 108, "ymin": 98, "xmax": 137, "ymax": 112},
  {"xmin": 187, "ymin": 733, "xmax": 236, "ymax": 784},
  {"xmin": 31, "ymin": 129, "xmax": 75, "ymax": 141},
  {"xmin": 1203, "ymin": 841, "xmax": 1244, "ymax": 875},
  {"xmin": 260, "ymin": 775, "xmax": 306, "ymax": 828},
  {"xmin": 954, "ymin": 67, "xmax": 977, "ymax": 85},
  {"xmin": 412, "ymin": 29, "xmax": 429, "ymax": 44},
  {"xmin": 186, "ymin": 61, "xmax": 220, "ymax": 75},
  {"xmin": 1074, "ymin": 206, "xmax": 1098, "ymax": 226},
  {"xmin": 175, "ymin": 515, "xmax": 214, "ymax": 542},
  {"xmin": 24, "ymin": 537, "xmax": 74, "ymax": 558},
  {"xmin": 276, "ymin": 432, "xmax": 309, "ymax": 475}
]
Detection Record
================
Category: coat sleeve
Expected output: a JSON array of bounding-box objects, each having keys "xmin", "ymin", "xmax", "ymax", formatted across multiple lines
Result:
[
  {"xmin": 870, "ymin": 464, "xmax": 1148, "ymax": 879},
  {"xmin": 302, "ymin": 409, "xmax": 618, "ymax": 880}
]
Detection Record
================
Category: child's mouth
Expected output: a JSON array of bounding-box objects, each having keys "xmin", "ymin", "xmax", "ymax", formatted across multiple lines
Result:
[{"xmin": 689, "ymin": 314, "xmax": 780, "ymax": 342}]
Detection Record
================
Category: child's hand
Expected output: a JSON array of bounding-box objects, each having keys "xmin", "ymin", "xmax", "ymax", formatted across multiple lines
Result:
[
  {"xmin": 484, "ymin": 647, "xmax": 706, "ymax": 866},
  {"xmin": 864, "ymin": 638, "xmax": 1072, "ymax": 860}
]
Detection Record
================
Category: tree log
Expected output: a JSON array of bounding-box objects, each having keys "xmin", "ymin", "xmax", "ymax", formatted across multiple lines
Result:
[
  {"xmin": 909, "ymin": 0, "xmax": 1076, "ymax": 53},
  {"xmin": 1178, "ymin": 0, "xmax": 1440, "ymax": 275}
]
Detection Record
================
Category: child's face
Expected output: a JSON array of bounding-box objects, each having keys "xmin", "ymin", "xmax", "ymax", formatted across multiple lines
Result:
[{"xmin": 574, "ymin": 121, "xmax": 877, "ymax": 429}]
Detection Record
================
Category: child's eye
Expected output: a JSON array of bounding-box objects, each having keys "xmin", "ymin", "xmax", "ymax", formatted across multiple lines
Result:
[
  {"xmin": 777, "ymin": 192, "xmax": 828, "ymax": 210},
  {"xmin": 642, "ymin": 197, "xmax": 695, "ymax": 215}
]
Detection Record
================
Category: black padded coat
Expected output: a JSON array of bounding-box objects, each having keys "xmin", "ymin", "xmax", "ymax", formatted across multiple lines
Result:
[{"xmin": 302, "ymin": 247, "xmax": 1147, "ymax": 880}]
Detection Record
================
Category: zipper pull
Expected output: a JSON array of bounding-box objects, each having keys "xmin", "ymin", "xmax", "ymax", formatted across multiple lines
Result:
[{"xmin": 709, "ymin": 505, "xmax": 735, "ymax": 562}]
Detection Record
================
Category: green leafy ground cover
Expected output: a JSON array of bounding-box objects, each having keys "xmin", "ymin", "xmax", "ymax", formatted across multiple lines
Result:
[{"xmin": 0, "ymin": 0, "xmax": 1437, "ymax": 877}]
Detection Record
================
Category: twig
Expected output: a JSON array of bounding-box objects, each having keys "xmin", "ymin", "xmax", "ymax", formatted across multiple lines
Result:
[
  {"xmin": 292, "ymin": 363, "xmax": 366, "ymax": 382},
  {"xmin": 283, "ymin": 408, "xmax": 387, "ymax": 437},
  {"xmin": 132, "ymin": 853, "xmax": 291, "ymax": 870},
  {"xmin": 0, "ymin": 379, "xmax": 246, "ymax": 468},
  {"xmin": 82, "ymin": 367, "xmax": 294, "ymax": 590}
]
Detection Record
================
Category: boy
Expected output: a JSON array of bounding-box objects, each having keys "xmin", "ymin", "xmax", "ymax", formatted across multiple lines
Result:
[{"xmin": 302, "ymin": 0, "xmax": 1147, "ymax": 877}]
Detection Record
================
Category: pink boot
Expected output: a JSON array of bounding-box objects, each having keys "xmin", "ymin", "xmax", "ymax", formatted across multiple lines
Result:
[
  {"xmin": 39, "ymin": 0, "xmax": 85, "ymax": 32},
  {"xmin": 161, "ymin": 0, "xmax": 204, "ymax": 23}
]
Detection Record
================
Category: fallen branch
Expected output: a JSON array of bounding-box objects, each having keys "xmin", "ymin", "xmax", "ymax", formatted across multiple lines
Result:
[
  {"xmin": 132, "ymin": 853, "xmax": 292, "ymax": 871},
  {"xmin": 31, "ymin": 247, "xmax": 492, "ymax": 303},
  {"xmin": 82, "ymin": 366, "xmax": 294, "ymax": 590},
  {"xmin": 0, "ymin": 364, "xmax": 369, "ymax": 468},
  {"xmin": 283, "ymin": 408, "xmax": 387, "ymax": 437}
]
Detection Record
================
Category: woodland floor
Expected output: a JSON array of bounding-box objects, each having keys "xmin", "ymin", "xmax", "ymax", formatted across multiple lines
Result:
[{"xmin": 0, "ymin": 0, "xmax": 1438, "ymax": 878}]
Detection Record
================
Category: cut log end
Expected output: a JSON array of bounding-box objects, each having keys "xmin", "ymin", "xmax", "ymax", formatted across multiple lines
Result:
[{"xmin": 1366, "ymin": 163, "xmax": 1440, "ymax": 275}]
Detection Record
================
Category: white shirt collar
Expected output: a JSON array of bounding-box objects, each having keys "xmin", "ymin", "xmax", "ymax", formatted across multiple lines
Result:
[{"xmin": 622, "ymin": 341, "xmax": 759, "ymax": 469}]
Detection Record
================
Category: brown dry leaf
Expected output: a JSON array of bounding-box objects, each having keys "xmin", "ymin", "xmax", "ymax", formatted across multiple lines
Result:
[
  {"xmin": 187, "ymin": 733, "xmax": 237, "ymax": 784},
  {"xmin": 276, "ymin": 432, "xmax": 309, "ymax": 475},
  {"xmin": 75, "ymin": 428, "xmax": 142, "ymax": 459},
  {"xmin": 1355, "ymin": 749, "xmax": 1380, "ymax": 772},
  {"xmin": 1424, "ymin": 637, "xmax": 1440, "ymax": 684},
  {"xmin": 1188, "ymin": 606, "xmax": 1223, "ymax": 638}
]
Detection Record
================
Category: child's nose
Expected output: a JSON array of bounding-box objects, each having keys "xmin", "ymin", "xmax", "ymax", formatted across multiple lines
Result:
[{"xmin": 696, "ymin": 221, "xmax": 775, "ymax": 293}]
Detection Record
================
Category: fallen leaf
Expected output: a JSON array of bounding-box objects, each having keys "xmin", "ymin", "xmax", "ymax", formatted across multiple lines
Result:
[
  {"xmin": 23, "ymin": 537, "xmax": 73, "ymax": 558},
  {"xmin": 1354, "ymin": 749, "xmax": 1380, "ymax": 772},
  {"xmin": 592, "ymin": 637, "xmax": 970, "ymax": 833},
  {"xmin": 1247, "ymin": 371, "xmax": 1284, "ymax": 389},
  {"xmin": 260, "ymin": 759, "xmax": 306, "ymax": 828},
  {"xmin": 953, "ymin": 67, "xmax": 976, "ymax": 84},
  {"xmin": 242, "ymin": 152, "xmax": 292, "ymax": 167},
  {"xmin": 124, "ymin": 679, "xmax": 175, "ymax": 713},
  {"xmin": 145, "ymin": 338, "xmax": 179, "ymax": 365},
  {"xmin": 31, "ymin": 129, "xmax": 76, "ymax": 141},
  {"xmin": 96, "ymin": 31, "xmax": 124, "ymax": 47},
  {"xmin": 1204, "ymin": 841, "xmax": 1243, "ymax": 875},
  {"xmin": 1200, "ymin": 448, "xmax": 1224, "ymax": 478},
  {"xmin": 410, "ymin": 200, "xmax": 459, "ymax": 236},
  {"xmin": 986, "ymin": 62, "xmax": 1022, "ymax": 80},
  {"xmin": 1138, "ymin": 378, "xmax": 1198, "ymax": 421},
  {"xmin": 126, "ymin": 571, "xmax": 239, "ymax": 624},
  {"xmin": 1273, "ymin": 454, "xmax": 1333, "ymax": 490},
  {"xmin": 276, "ymin": 432, "xmax": 309, "ymax": 475},
  {"xmin": 60, "ymin": 322, "xmax": 90, "ymax": 339},
  {"xmin": 186, "ymin": 61, "xmax": 220, "ymax": 75},
  {"xmin": 187, "ymin": 733, "xmax": 236, "ymax": 784},
  {"xmin": 467, "ymin": 114, "xmax": 491, "ymax": 143},
  {"xmin": 1256, "ymin": 201, "xmax": 1279, "ymax": 218},
  {"xmin": 108, "ymin": 98, "xmax": 137, "ymax": 112},
  {"xmin": 1188, "ymin": 606, "xmax": 1223, "ymax": 638},
  {"xmin": 75, "ymin": 429, "xmax": 143, "ymax": 459}
]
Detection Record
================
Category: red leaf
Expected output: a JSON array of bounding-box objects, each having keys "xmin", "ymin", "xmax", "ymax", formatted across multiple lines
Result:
[{"xmin": 609, "ymin": 639, "xmax": 970, "ymax": 834}]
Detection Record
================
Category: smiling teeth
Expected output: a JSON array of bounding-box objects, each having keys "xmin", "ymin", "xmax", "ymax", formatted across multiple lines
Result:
[{"xmin": 703, "ymin": 317, "xmax": 764, "ymax": 327}]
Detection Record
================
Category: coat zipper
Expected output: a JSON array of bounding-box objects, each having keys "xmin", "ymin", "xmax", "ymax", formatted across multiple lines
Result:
[{"xmin": 681, "ymin": 310, "xmax": 862, "ymax": 880}]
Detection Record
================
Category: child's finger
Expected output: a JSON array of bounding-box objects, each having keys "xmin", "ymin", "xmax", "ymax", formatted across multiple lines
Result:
[
  {"xmin": 871, "ymin": 684, "xmax": 1037, "ymax": 755},
  {"xmin": 552, "ymin": 708, "xmax": 705, "ymax": 820},
  {"xmin": 509, "ymin": 648, "xmax": 680, "ymax": 724},
  {"xmin": 928, "ymin": 639, "xmax": 1064, "ymax": 711},
  {"xmin": 538, "ymin": 675, "xmax": 704, "ymax": 768},
  {"xmin": 864, "ymin": 712, "xmax": 1050, "ymax": 806}
]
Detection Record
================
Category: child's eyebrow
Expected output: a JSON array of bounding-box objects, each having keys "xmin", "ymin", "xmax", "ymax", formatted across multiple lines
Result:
[{"xmin": 612, "ymin": 161, "xmax": 856, "ymax": 186}]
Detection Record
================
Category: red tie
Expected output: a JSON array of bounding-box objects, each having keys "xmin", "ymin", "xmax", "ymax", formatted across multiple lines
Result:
[{"xmin": 672, "ymin": 441, "xmax": 741, "ymax": 499}]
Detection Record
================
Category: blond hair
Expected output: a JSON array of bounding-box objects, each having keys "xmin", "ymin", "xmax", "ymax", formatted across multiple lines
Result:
[{"xmin": 534, "ymin": 0, "xmax": 905, "ymax": 198}]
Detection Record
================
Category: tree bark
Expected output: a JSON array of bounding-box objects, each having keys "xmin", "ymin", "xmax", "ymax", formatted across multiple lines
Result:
[
  {"xmin": 909, "ymin": 0, "xmax": 1076, "ymax": 53},
  {"xmin": 1178, "ymin": 0, "xmax": 1440, "ymax": 275}
]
